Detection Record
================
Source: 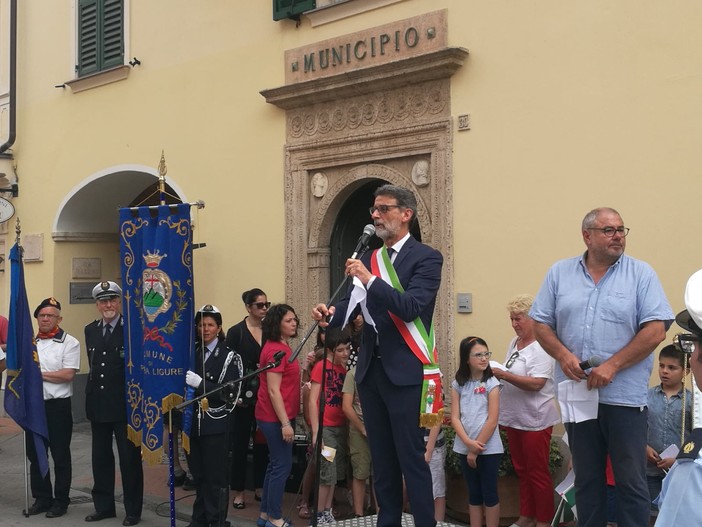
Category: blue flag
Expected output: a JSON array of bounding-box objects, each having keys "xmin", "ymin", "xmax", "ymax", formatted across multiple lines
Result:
[
  {"xmin": 119, "ymin": 204, "xmax": 194, "ymax": 464},
  {"xmin": 3, "ymin": 243, "xmax": 50, "ymax": 477}
]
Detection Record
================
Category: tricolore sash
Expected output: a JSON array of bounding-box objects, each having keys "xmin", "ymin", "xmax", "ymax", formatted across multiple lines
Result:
[{"xmin": 370, "ymin": 246, "xmax": 443, "ymax": 427}]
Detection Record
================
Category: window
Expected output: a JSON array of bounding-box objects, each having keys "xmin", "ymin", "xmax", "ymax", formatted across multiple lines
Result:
[
  {"xmin": 273, "ymin": 0, "xmax": 316, "ymax": 21},
  {"xmin": 77, "ymin": 0, "xmax": 124, "ymax": 77}
]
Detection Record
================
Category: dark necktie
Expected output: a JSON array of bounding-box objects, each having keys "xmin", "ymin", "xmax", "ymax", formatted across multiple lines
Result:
[
  {"xmin": 387, "ymin": 247, "xmax": 395, "ymax": 260},
  {"xmin": 103, "ymin": 324, "xmax": 112, "ymax": 342}
]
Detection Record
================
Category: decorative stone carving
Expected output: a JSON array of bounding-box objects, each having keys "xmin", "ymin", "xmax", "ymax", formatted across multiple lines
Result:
[
  {"xmin": 412, "ymin": 160, "xmax": 430, "ymax": 187},
  {"xmin": 311, "ymin": 172, "xmax": 328, "ymax": 198}
]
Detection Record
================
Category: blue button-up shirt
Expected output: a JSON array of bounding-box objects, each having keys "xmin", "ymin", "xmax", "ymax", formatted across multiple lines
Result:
[
  {"xmin": 646, "ymin": 384, "xmax": 692, "ymax": 476},
  {"xmin": 530, "ymin": 253, "xmax": 674, "ymax": 406}
]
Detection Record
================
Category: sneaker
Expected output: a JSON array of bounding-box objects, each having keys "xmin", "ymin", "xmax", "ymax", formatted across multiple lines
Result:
[
  {"xmin": 313, "ymin": 512, "xmax": 331, "ymax": 526},
  {"xmin": 323, "ymin": 510, "xmax": 335, "ymax": 523}
]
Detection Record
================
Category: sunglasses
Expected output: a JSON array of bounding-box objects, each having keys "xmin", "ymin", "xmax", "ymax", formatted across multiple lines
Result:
[
  {"xmin": 249, "ymin": 302, "xmax": 271, "ymax": 310},
  {"xmin": 506, "ymin": 351, "xmax": 520, "ymax": 368}
]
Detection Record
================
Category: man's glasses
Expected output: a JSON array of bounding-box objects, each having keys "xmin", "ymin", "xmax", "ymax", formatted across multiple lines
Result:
[
  {"xmin": 471, "ymin": 352, "xmax": 492, "ymax": 359},
  {"xmin": 249, "ymin": 302, "xmax": 271, "ymax": 310},
  {"xmin": 587, "ymin": 227, "xmax": 630, "ymax": 238},
  {"xmin": 505, "ymin": 351, "xmax": 520, "ymax": 368},
  {"xmin": 37, "ymin": 314, "xmax": 59, "ymax": 319},
  {"xmin": 369, "ymin": 205, "xmax": 402, "ymax": 215}
]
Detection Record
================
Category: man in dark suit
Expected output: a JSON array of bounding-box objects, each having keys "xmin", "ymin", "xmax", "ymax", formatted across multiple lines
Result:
[
  {"xmin": 313, "ymin": 184, "xmax": 443, "ymax": 527},
  {"xmin": 84, "ymin": 281, "xmax": 143, "ymax": 526}
]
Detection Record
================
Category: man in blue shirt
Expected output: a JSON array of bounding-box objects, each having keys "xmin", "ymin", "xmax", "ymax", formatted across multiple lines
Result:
[{"xmin": 530, "ymin": 207, "xmax": 674, "ymax": 527}]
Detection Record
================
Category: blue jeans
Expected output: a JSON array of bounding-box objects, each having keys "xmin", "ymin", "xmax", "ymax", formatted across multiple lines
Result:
[
  {"xmin": 257, "ymin": 419, "xmax": 294, "ymax": 520},
  {"xmin": 565, "ymin": 404, "xmax": 649, "ymax": 527}
]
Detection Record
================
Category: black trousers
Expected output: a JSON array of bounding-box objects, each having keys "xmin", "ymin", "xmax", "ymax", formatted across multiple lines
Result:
[
  {"xmin": 229, "ymin": 405, "xmax": 269, "ymax": 492},
  {"xmin": 188, "ymin": 433, "xmax": 230, "ymax": 526},
  {"xmin": 26, "ymin": 397, "xmax": 73, "ymax": 509},
  {"xmin": 90, "ymin": 420, "xmax": 144, "ymax": 517}
]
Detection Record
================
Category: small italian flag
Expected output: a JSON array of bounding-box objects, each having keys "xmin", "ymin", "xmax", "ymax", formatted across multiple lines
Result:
[{"xmin": 551, "ymin": 469, "xmax": 577, "ymax": 527}]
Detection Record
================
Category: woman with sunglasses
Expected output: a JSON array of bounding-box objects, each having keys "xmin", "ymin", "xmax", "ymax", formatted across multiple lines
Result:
[
  {"xmin": 226, "ymin": 288, "xmax": 270, "ymax": 509},
  {"xmin": 492, "ymin": 294, "xmax": 559, "ymax": 527},
  {"xmin": 255, "ymin": 304, "xmax": 300, "ymax": 527}
]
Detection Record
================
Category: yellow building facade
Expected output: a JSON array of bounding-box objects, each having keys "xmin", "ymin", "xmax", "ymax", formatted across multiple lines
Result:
[{"xmin": 1, "ymin": 0, "xmax": 702, "ymax": 404}]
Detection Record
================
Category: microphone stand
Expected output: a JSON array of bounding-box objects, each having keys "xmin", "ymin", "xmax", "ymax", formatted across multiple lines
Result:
[
  {"xmin": 169, "ymin": 356, "xmax": 284, "ymax": 527},
  {"xmin": 305, "ymin": 243, "xmax": 372, "ymax": 527}
]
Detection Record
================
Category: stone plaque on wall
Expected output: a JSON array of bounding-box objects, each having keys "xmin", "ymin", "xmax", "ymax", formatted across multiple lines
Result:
[{"xmin": 72, "ymin": 257, "xmax": 101, "ymax": 279}]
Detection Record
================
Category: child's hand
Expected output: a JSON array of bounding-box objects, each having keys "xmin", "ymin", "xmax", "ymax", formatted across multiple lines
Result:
[
  {"xmin": 656, "ymin": 457, "xmax": 675, "ymax": 471},
  {"xmin": 469, "ymin": 439, "xmax": 486, "ymax": 453},
  {"xmin": 467, "ymin": 451, "xmax": 478, "ymax": 468},
  {"xmin": 646, "ymin": 446, "xmax": 661, "ymax": 465}
]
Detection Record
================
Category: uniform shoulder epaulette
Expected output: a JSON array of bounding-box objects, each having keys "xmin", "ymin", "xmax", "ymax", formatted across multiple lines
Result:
[{"xmin": 677, "ymin": 428, "xmax": 702, "ymax": 461}]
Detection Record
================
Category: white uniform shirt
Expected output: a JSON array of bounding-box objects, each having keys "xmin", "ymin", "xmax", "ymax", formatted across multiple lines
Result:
[{"xmin": 36, "ymin": 331, "xmax": 81, "ymax": 400}]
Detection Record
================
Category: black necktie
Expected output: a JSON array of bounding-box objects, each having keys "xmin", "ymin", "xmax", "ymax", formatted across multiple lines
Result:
[
  {"xmin": 387, "ymin": 248, "xmax": 395, "ymax": 260},
  {"xmin": 104, "ymin": 324, "xmax": 112, "ymax": 341}
]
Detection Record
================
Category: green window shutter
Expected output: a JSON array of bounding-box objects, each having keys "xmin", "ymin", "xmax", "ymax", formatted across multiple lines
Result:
[
  {"xmin": 101, "ymin": 0, "xmax": 124, "ymax": 70},
  {"xmin": 77, "ymin": 0, "xmax": 124, "ymax": 77},
  {"xmin": 78, "ymin": 0, "xmax": 99, "ymax": 76},
  {"xmin": 273, "ymin": 0, "xmax": 316, "ymax": 21}
]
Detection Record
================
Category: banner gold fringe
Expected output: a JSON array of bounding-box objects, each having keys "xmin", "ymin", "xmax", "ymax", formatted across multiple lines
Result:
[
  {"xmin": 419, "ymin": 408, "xmax": 444, "ymax": 428},
  {"xmin": 127, "ymin": 426, "xmax": 141, "ymax": 449},
  {"xmin": 142, "ymin": 446, "xmax": 164, "ymax": 467},
  {"xmin": 182, "ymin": 433, "xmax": 190, "ymax": 454},
  {"xmin": 162, "ymin": 393, "xmax": 183, "ymax": 413}
]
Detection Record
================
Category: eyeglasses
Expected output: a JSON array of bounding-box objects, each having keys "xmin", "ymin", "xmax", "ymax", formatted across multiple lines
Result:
[
  {"xmin": 98, "ymin": 298, "xmax": 120, "ymax": 305},
  {"xmin": 587, "ymin": 227, "xmax": 630, "ymax": 238},
  {"xmin": 250, "ymin": 302, "xmax": 271, "ymax": 310},
  {"xmin": 471, "ymin": 352, "xmax": 492, "ymax": 359},
  {"xmin": 505, "ymin": 351, "xmax": 520, "ymax": 368},
  {"xmin": 37, "ymin": 314, "xmax": 59, "ymax": 319},
  {"xmin": 369, "ymin": 205, "xmax": 402, "ymax": 215}
]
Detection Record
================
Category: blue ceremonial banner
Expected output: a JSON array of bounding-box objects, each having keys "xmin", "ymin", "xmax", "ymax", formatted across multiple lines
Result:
[
  {"xmin": 4, "ymin": 243, "xmax": 50, "ymax": 477},
  {"xmin": 120, "ymin": 204, "xmax": 194, "ymax": 464}
]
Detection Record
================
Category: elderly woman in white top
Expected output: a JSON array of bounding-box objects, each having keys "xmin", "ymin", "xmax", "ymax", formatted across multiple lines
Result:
[{"xmin": 493, "ymin": 294, "xmax": 560, "ymax": 527}]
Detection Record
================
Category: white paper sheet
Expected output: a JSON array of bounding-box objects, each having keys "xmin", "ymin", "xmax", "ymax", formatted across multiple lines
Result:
[
  {"xmin": 660, "ymin": 443, "xmax": 679, "ymax": 460},
  {"xmin": 489, "ymin": 360, "xmax": 505, "ymax": 371},
  {"xmin": 558, "ymin": 379, "xmax": 599, "ymax": 423}
]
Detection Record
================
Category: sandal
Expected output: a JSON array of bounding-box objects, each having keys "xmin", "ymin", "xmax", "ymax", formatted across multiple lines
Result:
[
  {"xmin": 232, "ymin": 494, "xmax": 246, "ymax": 509},
  {"xmin": 297, "ymin": 503, "xmax": 311, "ymax": 519}
]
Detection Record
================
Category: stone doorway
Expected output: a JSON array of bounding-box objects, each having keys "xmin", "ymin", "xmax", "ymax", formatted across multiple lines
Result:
[{"xmin": 262, "ymin": 46, "xmax": 467, "ymax": 377}]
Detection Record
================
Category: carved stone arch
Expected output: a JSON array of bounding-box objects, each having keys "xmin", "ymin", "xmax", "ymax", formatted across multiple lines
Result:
[{"xmin": 311, "ymin": 163, "xmax": 432, "ymax": 249}]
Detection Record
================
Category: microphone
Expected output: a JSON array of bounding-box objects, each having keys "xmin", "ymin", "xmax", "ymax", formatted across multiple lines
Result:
[
  {"xmin": 272, "ymin": 351, "xmax": 286, "ymax": 365},
  {"xmin": 579, "ymin": 355, "xmax": 602, "ymax": 371},
  {"xmin": 350, "ymin": 224, "xmax": 376, "ymax": 259}
]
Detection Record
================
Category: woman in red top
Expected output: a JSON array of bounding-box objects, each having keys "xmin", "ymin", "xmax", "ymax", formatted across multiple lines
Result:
[{"xmin": 255, "ymin": 304, "xmax": 301, "ymax": 527}]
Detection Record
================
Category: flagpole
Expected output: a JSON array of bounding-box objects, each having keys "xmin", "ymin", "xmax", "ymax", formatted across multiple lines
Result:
[
  {"xmin": 22, "ymin": 432, "xmax": 30, "ymax": 517},
  {"xmin": 13, "ymin": 218, "xmax": 30, "ymax": 517}
]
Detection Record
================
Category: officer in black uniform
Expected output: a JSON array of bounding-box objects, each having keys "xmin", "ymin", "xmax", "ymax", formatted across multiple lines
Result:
[
  {"xmin": 84, "ymin": 281, "xmax": 144, "ymax": 526},
  {"xmin": 185, "ymin": 305, "xmax": 243, "ymax": 527}
]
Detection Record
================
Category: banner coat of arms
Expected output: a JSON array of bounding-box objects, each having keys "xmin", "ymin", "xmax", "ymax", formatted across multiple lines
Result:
[{"xmin": 119, "ymin": 203, "xmax": 194, "ymax": 464}]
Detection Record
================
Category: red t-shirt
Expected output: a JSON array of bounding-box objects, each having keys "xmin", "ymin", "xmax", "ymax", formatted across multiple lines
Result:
[
  {"xmin": 255, "ymin": 340, "xmax": 301, "ymax": 423},
  {"xmin": 310, "ymin": 358, "xmax": 347, "ymax": 427}
]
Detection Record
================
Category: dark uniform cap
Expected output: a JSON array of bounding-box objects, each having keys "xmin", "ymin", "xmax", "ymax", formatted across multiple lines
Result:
[
  {"xmin": 92, "ymin": 280, "xmax": 122, "ymax": 300},
  {"xmin": 675, "ymin": 309, "xmax": 702, "ymax": 338},
  {"xmin": 34, "ymin": 297, "xmax": 62, "ymax": 318}
]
